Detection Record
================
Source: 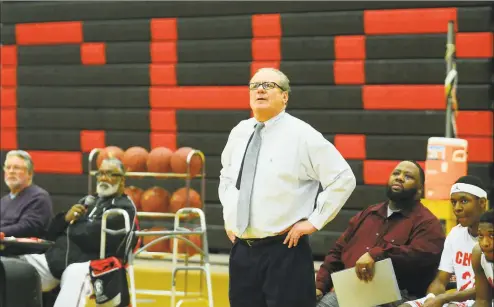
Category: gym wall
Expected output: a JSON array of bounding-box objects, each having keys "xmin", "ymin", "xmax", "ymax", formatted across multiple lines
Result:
[{"xmin": 1, "ymin": 1, "xmax": 492, "ymax": 256}]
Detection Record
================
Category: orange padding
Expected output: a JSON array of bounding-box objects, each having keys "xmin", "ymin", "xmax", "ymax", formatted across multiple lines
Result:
[
  {"xmin": 1, "ymin": 46, "xmax": 17, "ymax": 66},
  {"xmin": 150, "ymin": 86, "xmax": 249, "ymax": 109},
  {"xmin": 457, "ymin": 111, "xmax": 492, "ymax": 137},
  {"xmin": 150, "ymin": 132, "xmax": 176, "ymax": 151},
  {"xmin": 1, "ymin": 87, "xmax": 16, "ymax": 109},
  {"xmin": 252, "ymin": 14, "xmax": 281, "ymax": 38},
  {"xmin": 456, "ymin": 33, "xmax": 493, "ymax": 58},
  {"xmin": 151, "ymin": 42, "xmax": 177, "ymax": 63},
  {"xmin": 151, "ymin": 18, "xmax": 177, "ymax": 41},
  {"xmin": 15, "ymin": 21, "xmax": 83, "ymax": 45},
  {"xmin": 334, "ymin": 134, "xmax": 366, "ymax": 160},
  {"xmin": 364, "ymin": 8, "xmax": 457, "ymax": 35},
  {"xmin": 28, "ymin": 151, "xmax": 83, "ymax": 174},
  {"xmin": 0, "ymin": 109, "xmax": 16, "ymax": 129},
  {"xmin": 0, "ymin": 129, "xmax": 17, "ymax": 150},
  {"xmin": 363, "ymin": 85, "xmax": 445, "ymax": 110},
  {"xmin": 80, "ymin": 130, "xmax": 106, "ymax": 153},
  {"xmin": 149, "ymin": 109, "xmax": 176, "ymax": 132},
  {"xmin": 334, "ymin": 60, "xmax": 365, "ymax": 85},
  {"xmin": 149, "ymin": 64, "xmax": 177, "ymax": 86},
  {"xmin": 462, "ymin": 137, "xmax": 493, "ymax": 163},
  {"xmin": 0, "ymin": 67, "xmax": 16, "ymax": 87},
  {"xmin": 364, "ymin": 160, "xmax": 426, "ymax": 185},
  {"xmin": 335, "ymin": 36, "xmax": 366, "ymax": 60},
  {"xmin": 81, "ymin": 43, "xmax": 106, "ymax": 66},
  {"xmin": 252, "ymin": 38, "xmax": 280, "ymax": 61}
]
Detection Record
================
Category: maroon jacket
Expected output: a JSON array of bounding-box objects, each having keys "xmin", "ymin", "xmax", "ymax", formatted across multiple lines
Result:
[{"xmin": 316, "ymin": 201, "xmax": 445, "ymax": 297}]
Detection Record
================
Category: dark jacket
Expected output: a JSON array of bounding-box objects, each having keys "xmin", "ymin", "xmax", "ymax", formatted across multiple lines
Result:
[{"xmin": 44, "ymin": 194, "xmax": 137, "ymax": 279}]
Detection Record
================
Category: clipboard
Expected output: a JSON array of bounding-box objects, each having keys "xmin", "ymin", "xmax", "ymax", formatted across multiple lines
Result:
[{"xmin": 331, "ymin": 258, "xmax": 402, "ymax": 307}]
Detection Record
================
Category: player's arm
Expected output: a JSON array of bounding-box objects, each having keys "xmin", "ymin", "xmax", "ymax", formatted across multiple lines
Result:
[
  {"xmin": 433, "ymin": 287, "xmax": 476, "ymax": 306},
  {"xmin": 426, "ymin": 270, "xmax": 452, "ymax": 295},
  {"xmin": 471, "ymin": 244, "xmax": 492, "ymax": 307}
]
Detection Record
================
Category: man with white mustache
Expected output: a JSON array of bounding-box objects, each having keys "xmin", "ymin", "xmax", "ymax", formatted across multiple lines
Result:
[
  {"xmin": 16, "ymin": 157, "xmax": 137, "ymax": 307},
  {"xmin": 0, "ymin": 150, "xmax": 53, "ymax": 238}
]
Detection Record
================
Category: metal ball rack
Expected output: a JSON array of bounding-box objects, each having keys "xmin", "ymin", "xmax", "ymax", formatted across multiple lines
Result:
[{"xmin": 88, "ymin": 148, "xmax": 214, "ymax": 307}]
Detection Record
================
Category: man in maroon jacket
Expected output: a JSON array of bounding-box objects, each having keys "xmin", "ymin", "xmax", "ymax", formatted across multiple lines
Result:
[{"xmin": 316, "ymin": 160, "xmax": 445, "ymax": 307}]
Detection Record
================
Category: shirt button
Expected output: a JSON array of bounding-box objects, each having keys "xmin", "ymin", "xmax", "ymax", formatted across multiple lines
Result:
[
  {"xmin": 366, "ymin": 247, "xmax": 369, "ymax": 250},
  {"xmin": 376, "ymin": 233, "xmax": 379, "ymax": 236}
]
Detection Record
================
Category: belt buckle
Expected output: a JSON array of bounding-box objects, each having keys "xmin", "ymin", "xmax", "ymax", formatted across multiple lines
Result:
[{"xmin": 245, "ymin": 239, "xmax": 254, "ymax": 247}]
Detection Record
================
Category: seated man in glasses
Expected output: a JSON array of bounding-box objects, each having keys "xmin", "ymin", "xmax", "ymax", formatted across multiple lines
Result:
[
  {"xmin": 17, "ymin": 157, "xmax": 137, "ymax": 307},
  {"xmin": 1, "ymin": 150, "xmax": 53, "ymax": 238}
]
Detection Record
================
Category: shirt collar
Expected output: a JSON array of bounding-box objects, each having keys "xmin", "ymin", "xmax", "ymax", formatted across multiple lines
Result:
[
  {"xmin": 370, "ymin": 201, "xmax": 419, "ymax": 218},
  {"xmin": 254, "ymin": 110, "xmax": 285, "ymax": 129}
]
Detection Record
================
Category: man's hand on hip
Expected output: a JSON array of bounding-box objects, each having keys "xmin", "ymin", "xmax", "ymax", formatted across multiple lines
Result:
[
  {"xmin": 355, "ymin": 252, "xmax": 376, "ymax": 282},
  {"xmin": 283, "ymin": 220, "xmax": 317, "ymax": 248},
  {"xmin": 226, "ymin": 229, "xmax": 236, "ymax": 243}
]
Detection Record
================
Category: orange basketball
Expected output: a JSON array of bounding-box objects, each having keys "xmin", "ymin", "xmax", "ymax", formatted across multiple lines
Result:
[
  {"xmin": 124, "ymin": 186, "xmax": 144, "ymax": 211},
  {"xmin": 96, "ymin": 146, "xmax": 124, "ymax": 168},
  {"xmin": 170, "ymin": 233, "xmax": 202, "ymax": 257},
  {"xmin": 140, "ymin": 186, "xmax": 170, "ymax": 213},
  {"xmin": 122, "ymin": 146, "xmax": 149, "ymax": 172},
  {"xmin": 169, "ymin": 187, "xmax": 202, "ymax": 213},
  {"xmin": 142, "ymin": 227, "xmax": 171, "ymax": 253},
  {"xmin": 147, "ymin": 147, "xmax": 173, "ymax": 173},
  {"xmin": 170, "ymin": 147, "xmax": 203, "ymax": 176}
]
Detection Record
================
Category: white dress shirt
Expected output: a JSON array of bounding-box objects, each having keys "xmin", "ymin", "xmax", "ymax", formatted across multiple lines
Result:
[{"xmin": 219, "ymin": 111, "xmax": 357, "ymax": 239}]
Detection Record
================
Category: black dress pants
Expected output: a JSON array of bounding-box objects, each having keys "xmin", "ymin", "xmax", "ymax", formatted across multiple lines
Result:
[{"xmin": 229, "ymin": 234, "xmax": 316, "ymax": 307}]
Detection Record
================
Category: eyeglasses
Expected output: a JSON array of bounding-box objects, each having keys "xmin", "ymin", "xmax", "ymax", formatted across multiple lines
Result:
[
  {"xmin": 249, "ymin": 82, "xmax": 285, "ymax": 91},
  {"xmin": 95, "ymin": 171, "xmax": 124, "ymax": 179}
]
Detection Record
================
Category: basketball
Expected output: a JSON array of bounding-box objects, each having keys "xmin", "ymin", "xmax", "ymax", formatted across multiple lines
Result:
[
  {"xmin": 142, "ymin": 227, "xmax": 171, "ymax": 253},
  {"xmin": 96, "ymin": 146, "xmax": 124, "ymax": 168},
  {"xmin": 147, "ymin": 147, "xmax": 173, "ymax": 173},
  {"xmin": 140, "ymin": 186, "xmax": 170, "ymax": 213},
  {"xmin": 169, "ymin": 187, "xmax": 202, "ymax": 213},
  {"xmin": 171, "ymin": 233, "xmax": 202, "ymax": 257},
  {"xmin": 122, "ymin": 146, "xmax": 149, "ymax": 172},
  {"xmin": 170, "ymin": 147, "xmax": 203, "ymax": 176},
  {"xmin": 124, "ymin": 185, "xmax": 144, "ymax": 211}
]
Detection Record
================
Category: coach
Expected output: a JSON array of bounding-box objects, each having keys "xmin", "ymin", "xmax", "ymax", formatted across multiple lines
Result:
[{"xmin": 219, "ymin": 68, "xmax": 356, "ymax": 307}]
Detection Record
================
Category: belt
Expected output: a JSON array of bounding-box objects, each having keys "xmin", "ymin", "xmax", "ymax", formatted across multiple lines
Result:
[{"xmin": 236, "ymin": 234, "xmax": 287, "ymax": 248}]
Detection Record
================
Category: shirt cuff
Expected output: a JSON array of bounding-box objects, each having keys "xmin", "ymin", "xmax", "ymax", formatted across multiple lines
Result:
[
  {"xmin": 368, "ymin": 247, "xmax": 385, "ymax": 262},
  {"xmin": 307, "ymin": 214, "xmax": 325, "ymax": 231}
]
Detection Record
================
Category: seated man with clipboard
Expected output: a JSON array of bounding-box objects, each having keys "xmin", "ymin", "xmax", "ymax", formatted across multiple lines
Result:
[{"xmin": 316, "ymin": 161, "xmax": 445, "ymax": 307}]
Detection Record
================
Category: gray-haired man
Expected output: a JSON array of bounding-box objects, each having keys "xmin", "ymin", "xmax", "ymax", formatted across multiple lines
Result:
[{"xmin": 1, "ymin": 150, "xmax": 53, "ymax": 238}]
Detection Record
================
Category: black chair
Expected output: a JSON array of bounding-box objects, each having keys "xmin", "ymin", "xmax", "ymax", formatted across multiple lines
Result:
[{"xmin": 0, "ymin": 257, "xmax": 43, "ymax": 307}]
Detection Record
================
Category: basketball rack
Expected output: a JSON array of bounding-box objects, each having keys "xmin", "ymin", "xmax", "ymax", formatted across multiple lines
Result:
[{"xmin": 88, "ymin": 147, "xmax": 214, "ymax": 307}]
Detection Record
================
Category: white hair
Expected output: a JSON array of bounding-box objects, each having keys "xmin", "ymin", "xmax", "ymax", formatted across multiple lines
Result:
[
  {"xmin": 5, "ymin": 150, "xmax": 34, "ymax": 174},
  {"xmin": 253, "ymin": 67, "xmax": 291, "ymax": 94}
]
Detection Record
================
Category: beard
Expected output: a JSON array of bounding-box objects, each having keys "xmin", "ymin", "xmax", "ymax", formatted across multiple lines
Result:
[
  {"xmin": 5, "ymin": 177, "xmax": 26, "ymax": 192},
  {"xmin": 96, "ymin": 181, "xmax": 120, "ymax": 197},
  {"xmin": 386, "ymin": 186, "xmax": 418, "ymax": 207}
]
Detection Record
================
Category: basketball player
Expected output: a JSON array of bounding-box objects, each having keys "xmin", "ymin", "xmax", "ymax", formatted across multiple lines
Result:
[
  {"xmin": 399, "ymin": 176, "xmax": 488, "ymax": 307},
  {"xmin": 471, "ymin": 209, "xmax": 493, "ymax": 307}
]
